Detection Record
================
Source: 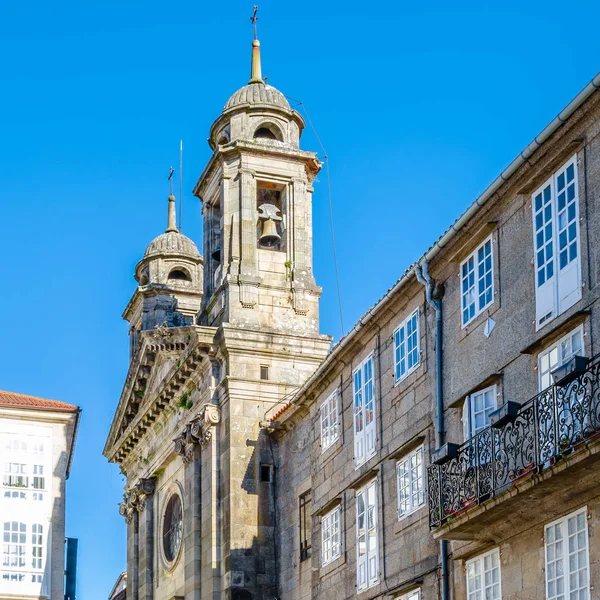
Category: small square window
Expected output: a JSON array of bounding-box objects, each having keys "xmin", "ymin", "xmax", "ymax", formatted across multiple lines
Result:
[{"xmin": 260, "ymin": 464, "xmax": 272, "ymax": 483}]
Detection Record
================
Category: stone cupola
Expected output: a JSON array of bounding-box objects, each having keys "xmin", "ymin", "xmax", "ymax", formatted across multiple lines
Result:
[
  {"xmin": 194, "ymin": 32, "xmax": 323, "ymax": 334},
  {"xmin": 123, "ymin": 193, "xmax": 204, "ymax": 356}
]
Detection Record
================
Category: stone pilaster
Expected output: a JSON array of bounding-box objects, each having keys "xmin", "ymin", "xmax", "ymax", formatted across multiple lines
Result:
[
  {"xmin": 172, "ymin": 405, "xmax": 221, "ymax": 600},
  {"xmin": 238, "ymin": 169, "xmax": 259, "ymax": 309},
  {"xmin": 138, "ymin": 479, "xmax": 156, "ymax": 600},
  {"xmin": 184, "ymin": 443, "xmax": 202, "ymax": 600},
  {"xmin": 120, "ymin": 478, "xmax": 157, "ymax": 600}
]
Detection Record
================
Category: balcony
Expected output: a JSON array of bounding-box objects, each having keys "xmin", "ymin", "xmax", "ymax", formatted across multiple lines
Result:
[{"xmin": 427, "ymin": 354, "xmax": 600, "ymax": 540}]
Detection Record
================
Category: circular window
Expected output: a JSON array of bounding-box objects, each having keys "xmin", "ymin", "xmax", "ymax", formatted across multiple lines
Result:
[{"xmin": 162, "ymin": 492, "xmax": 183, "ymax": 565}]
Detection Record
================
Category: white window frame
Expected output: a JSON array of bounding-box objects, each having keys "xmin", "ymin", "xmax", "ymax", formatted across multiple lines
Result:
[
  {"xmin": 396, "ymin": 446, "xmax": 425, "ymax": 519},
  {"xmin": 321, "ymin": 506, "xmax": 341, "ymax": 566},
  {"xmin": 537, "ymin": 325, "xmax": 585, "ymax": 392},
  {"xmin": 320, "ymin": 391, "xmax": 340, "ymax": 453},
  {"xmin": 532, "ymin": 155, "xmax": 582, "ymax": 330},
  {"xmin": 460, "ymin": 236, "xmax": 494, "ymax": 328},
  {"xmin": 353, "ymin": 354, "xmax": 376, "ymax": 468},
  {"xmin": 397, "ymin": 590, "xmax": 421, "ymax": 600},
  {"xmin": 356, "ymin": 479, "xmax": 379, "ymax": 592},
  {"xmin": 544, "ymin": 507, "xmax": 589, "ymax": 600},
  {"xmin": 466, "ymin": 548, "xmax": 502, "ymax": 600},
  {"xmin": 463, "ymin": 385, "xmax": 498, "ymax": 441},
  {"xmin": 394, "ymin": 309, "xmax": 420, "ymax": 384}
]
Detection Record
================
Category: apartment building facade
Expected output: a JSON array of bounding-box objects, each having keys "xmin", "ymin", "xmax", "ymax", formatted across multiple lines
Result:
[
  {"xmin": 0, "ymin": 390, "xmax": 79, "ymax": 600},
  {"xmin": 268, "ymin": 74, "xmax": 600, "ymax": 600}
]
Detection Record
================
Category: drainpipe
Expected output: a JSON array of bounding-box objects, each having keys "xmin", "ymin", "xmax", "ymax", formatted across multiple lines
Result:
[{"xmin": 415, "ymin": 261, "xmax": 449, "ymax": 600}]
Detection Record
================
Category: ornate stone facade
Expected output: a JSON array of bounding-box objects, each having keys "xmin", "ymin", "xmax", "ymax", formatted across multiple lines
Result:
[
  {"xmin": 173, "ymin": 405, "xmax": 220, "ymax": 464},
  {"xmin": 104, "ymin": 30, "xmax": 331, "ymax": 600}
]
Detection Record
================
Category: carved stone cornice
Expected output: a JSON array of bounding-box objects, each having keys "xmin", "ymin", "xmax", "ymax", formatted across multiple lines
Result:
[
  {"xmin": 173, "ymin": 404, "xmax": 220, "ymax": 464},
  {"xmin": 119, "ymin": 477, "xmax": 157, "ymax": 522}
]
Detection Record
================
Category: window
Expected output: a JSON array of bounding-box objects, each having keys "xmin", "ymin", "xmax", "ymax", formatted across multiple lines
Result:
[
  {"xmin": 260, "ymin": 365, "xmax": 269, "ymax": 380},
  {"xmin": 299, "ymin": 491, "xmax": 311, "ymax": 561},
  {"xmin": 2, "ymin": 522, "xmax": 26, "ymax": 569},
  {"xmin": 463, "ymin": 385, "xmax": 498, "ymax": 440},
  {"xmin": 32, "ymin": 466, "xmax": 44, "ymax": 491},
  {"xmin": 466, "ymin": 548, "xmax": 501, "ymax": 600},
  {"xmin": 2, "ymin": 464, "xmax": 27, "ymax": 489},
  {"xmin": 394, "ymin": 310, "xmax": 420, "ymax": 383},
  {"xmin": 31, "ymin": 525, "xmax": 43, "ymax": 570},
  {"xmin": 398, "ymin": 590, "xmax": 421, "ymax": 600},
  {"xmin": 461, "ymin": 236, "xmax": 494, "ymax": 327},
  {"xmin": 538, "ymin": 326, "xmax": 584, "ymax": 391},
  {"xmin": 353, "ymin": 355, "xmax": 376, "ymax": 468},
  {"xmin": 532, "ymin": 156, "xmax": 581, "ymax": 329},
  {"xmin": 162, "ymin": 492, "xmax": 183, "ymax": 565},
  {"xmin": 168, "ymin": 268, "xmax": 191, "ymax": 282},
  {"xmin": 2, "ymin": 434, "xmax": 49, "ymax": 502},
  {"xmin": 397, "ymin": 446, "xmax": 425, "ymax": 518},
  {"xmin": 320, "ymin": 391, "xmax": 340, "ymax": 452},
  {"xmin": 1, "ymin": 521, "xmax": 45, "ymax": 584},
  {"xmin": 254, "ymin": 123, "xmax": 282, "ymax": 141},
  {"xmin": 545, "ymin": 508, "xmax": 589, "ymax": 600},
  {"xmin": 356, "ymin": 480, "xmax": 379, "ymax": 592},
  {"xmin": 259, "ymin": 464, "xmax": 272, "ymax": 483},
  {"xmin": 321, "ymin": 506, "xmax": 341, "ymax": 566}
]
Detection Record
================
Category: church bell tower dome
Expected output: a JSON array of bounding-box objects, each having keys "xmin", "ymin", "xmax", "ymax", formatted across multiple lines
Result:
[
  {"xmin": 208, "ymin": 36, "xmax": 305, "ymax": 151},
  {"xmin": 123, "ymin": 191, "xmax": 203, "ymax": 353}
]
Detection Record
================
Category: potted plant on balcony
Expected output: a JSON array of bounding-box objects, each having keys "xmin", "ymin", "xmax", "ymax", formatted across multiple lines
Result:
[{"xmin": 559, "ymin": 435, "xmax": 572, "ymax": 458}]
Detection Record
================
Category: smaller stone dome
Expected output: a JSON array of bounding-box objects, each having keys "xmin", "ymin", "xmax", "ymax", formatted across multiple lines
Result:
[
  {"xmin": 143, "ymin": 231, "xmax": 200, "ymax": 261},
  {"xmin": 224, "ymin": 82, "xmax": 290, "ymax": 112}
]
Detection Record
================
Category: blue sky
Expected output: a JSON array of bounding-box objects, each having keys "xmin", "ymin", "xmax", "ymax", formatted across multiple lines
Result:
[{"xmin": 1, "ymin": 0, "xmax": 599, "ymax": 597}]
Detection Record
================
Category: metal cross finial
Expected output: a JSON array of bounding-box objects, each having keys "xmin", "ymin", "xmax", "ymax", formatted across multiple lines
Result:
[
  {"xmin": 168, "ymin": 166, "xmax": 174, "ymax": 196},
  {"xmin": 250, "ymin": 5, "xmax": 258, "ymax": 40}
]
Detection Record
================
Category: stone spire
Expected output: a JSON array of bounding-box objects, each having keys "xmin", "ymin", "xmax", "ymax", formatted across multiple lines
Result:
[
  {"xmin": 166, "ymin": 195, "xmax": 178, "ymax": 233},
  {"xmin": 249, "ymin": 39, "xmax": 263, "ymax": 84},
  {"xmin": 249, "ymin": 6, "xmax": 263, "ymax": 84}
]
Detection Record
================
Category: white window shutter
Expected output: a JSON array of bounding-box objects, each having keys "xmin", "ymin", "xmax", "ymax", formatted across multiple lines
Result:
[
  {"xmin": 320, "ymin": 402, "xmax": 327, "ymax": 447},
  {"xmin": 462, "ymin": 396, "xmax": 471, "ymax": 441},
  {"xmin": 557, "ymin": 253, "xmax": 581, "ymax": 313},
  {"xmin": 463, "ymin": 396, "xmax": 470, "ymax": 441},
  {"xmin": 365, "ymin": 417, "xmax": 376, "ymax": 457},
  {"xmin": 536, "ymin": 277, "xmax": 556, "ymax": 328}
]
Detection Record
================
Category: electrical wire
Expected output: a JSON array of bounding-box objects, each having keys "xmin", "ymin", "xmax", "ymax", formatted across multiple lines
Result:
[{"xmin": 285, "ymin": 95, "xmax": 345, "ymax": 336}]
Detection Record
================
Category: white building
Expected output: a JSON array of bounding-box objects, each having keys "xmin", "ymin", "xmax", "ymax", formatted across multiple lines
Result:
[{"xmin": 0, "ymin": 390, "xmax": 79, "ymax": 600}]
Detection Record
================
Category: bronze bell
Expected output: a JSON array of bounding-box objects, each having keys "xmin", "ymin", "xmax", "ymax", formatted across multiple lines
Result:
[
  {"xmin": 259, "ymin": 218, "xmax": 281, "ymax": 247},
  {"xmin": 211, "ymin": 245, "xmax": 221, "ymax": 262}
]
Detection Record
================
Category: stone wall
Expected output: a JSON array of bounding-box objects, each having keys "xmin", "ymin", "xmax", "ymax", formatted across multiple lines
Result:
[{"xmin": 273, "ymin": 90, "xmax": 600, "ymax": 599}]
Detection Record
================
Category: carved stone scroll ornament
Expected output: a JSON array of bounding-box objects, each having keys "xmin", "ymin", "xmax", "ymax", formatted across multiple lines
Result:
[
  {"xmin": 173, "ymin": 404, "xmax": 220, "ymax": 464},
  {"xmin": 119, "ymin": 478, "xmax": 156, "ymax": 522}
]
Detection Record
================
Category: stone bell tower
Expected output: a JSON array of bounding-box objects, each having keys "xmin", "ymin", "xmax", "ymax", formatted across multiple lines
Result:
[
  {"xmin": 191, "ymin": 23, "xmax": 331, "ymax": 600},
  {"xmin": 194, "ymin": 34, "xmax": 322, "ymax": 334}
]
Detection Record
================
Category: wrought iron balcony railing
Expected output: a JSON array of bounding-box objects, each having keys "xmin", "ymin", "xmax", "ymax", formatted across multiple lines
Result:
[{"xmin": 427, "ymin": 354, "xmax": 600, "ymax": 529}]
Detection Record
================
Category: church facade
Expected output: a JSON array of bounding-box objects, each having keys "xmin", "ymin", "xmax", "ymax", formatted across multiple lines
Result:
[{"xmin": 104, "ymin": 26, "xmax": 600, "ymax": 600}]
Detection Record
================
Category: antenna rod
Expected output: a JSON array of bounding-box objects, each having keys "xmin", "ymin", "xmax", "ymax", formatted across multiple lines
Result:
[{"xmin": 179, "ymin": 140, "xmax": 183, "ymax": 232}]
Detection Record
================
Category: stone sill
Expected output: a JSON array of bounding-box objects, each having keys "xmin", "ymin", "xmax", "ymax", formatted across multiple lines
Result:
[{"xmin": 319, "ymin": 552, "xmax": 346, "ymax": 577}]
